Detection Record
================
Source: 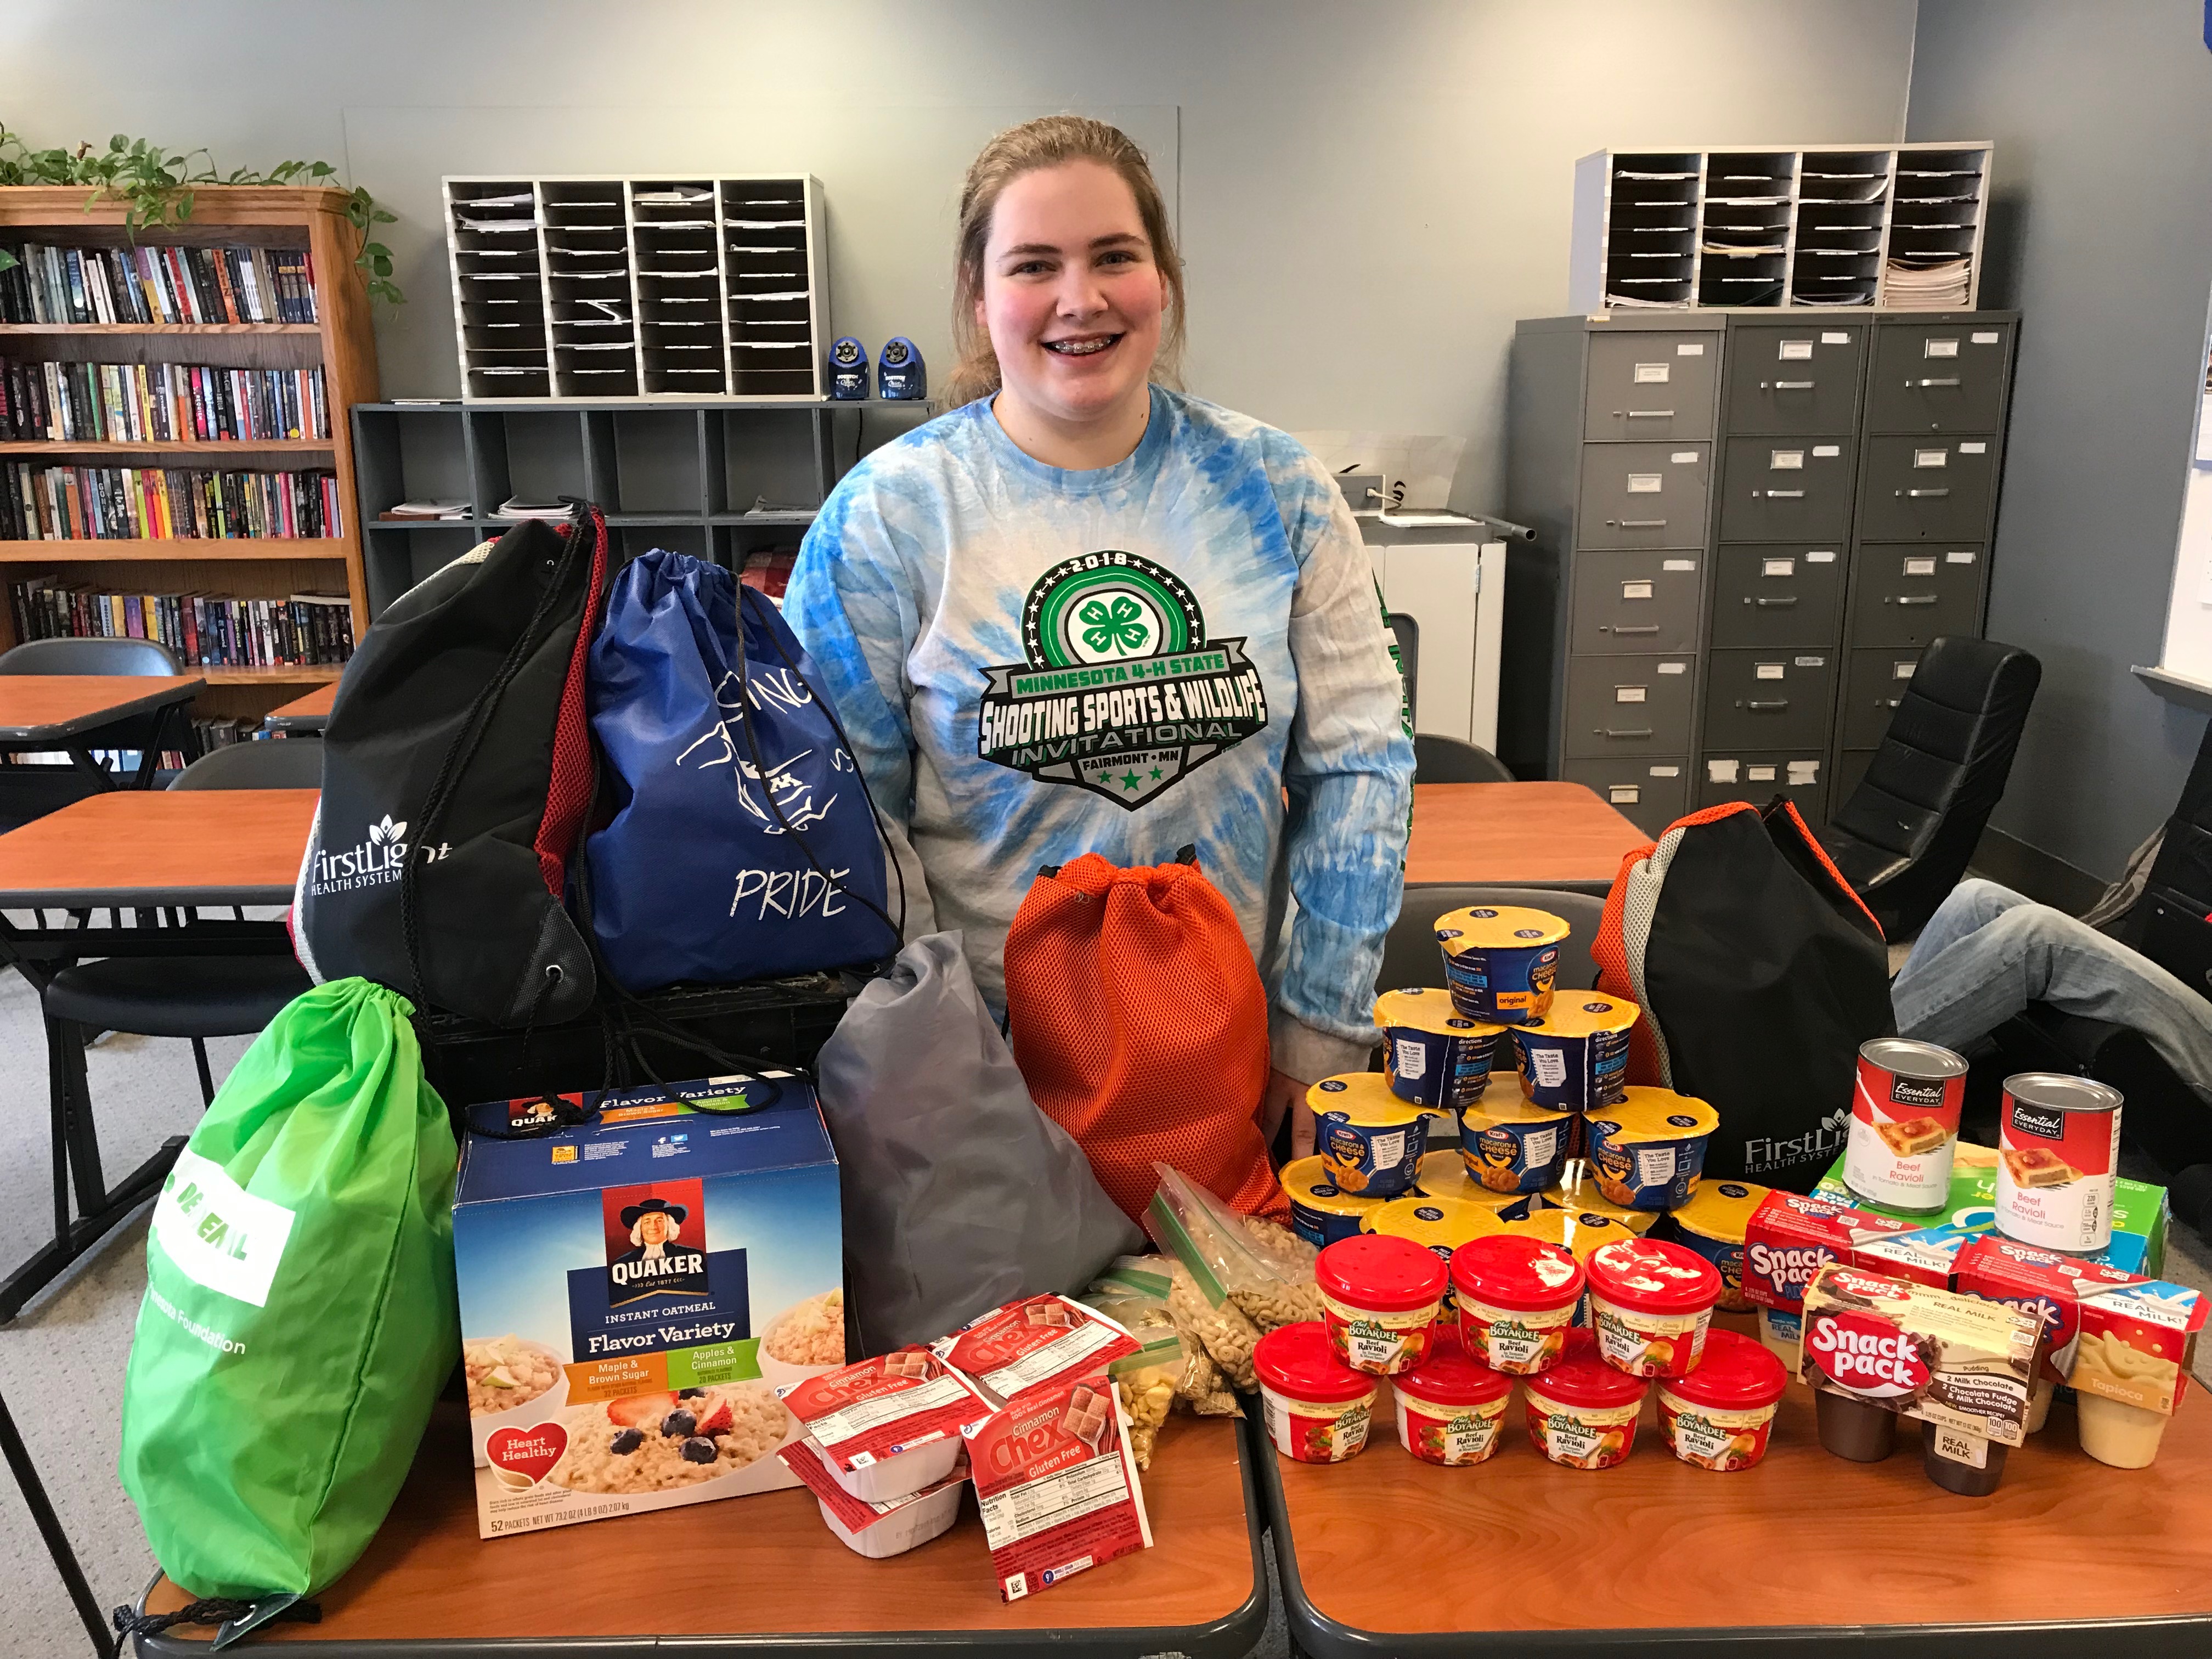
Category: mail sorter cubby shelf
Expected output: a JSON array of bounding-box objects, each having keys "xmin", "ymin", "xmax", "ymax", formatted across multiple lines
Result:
[
  {"xmin": 1570, "ymin": 144, "xmax": 1990, "ymax": 314},
  {"xmin": 1501, "ymin": 309, "xmax": 2018, "ymax": 834},
  {"xmin": 351, "ymin": 400, "xmax": 928, "ymax": 616},
  {"xmin": 445, "ymin": 175, "xmax": 826, "ymax": 401}
]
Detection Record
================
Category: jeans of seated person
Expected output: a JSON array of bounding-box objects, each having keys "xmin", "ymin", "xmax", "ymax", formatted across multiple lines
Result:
[{"xmin": 1891, "ymin": 878, "xmax": 2212, "ymax": 1104}]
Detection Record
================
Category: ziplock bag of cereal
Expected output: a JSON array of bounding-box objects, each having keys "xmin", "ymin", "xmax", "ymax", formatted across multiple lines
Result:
[{"xmin": 120, "ymin": 979, "xmax": 458, "ymax": 1601}]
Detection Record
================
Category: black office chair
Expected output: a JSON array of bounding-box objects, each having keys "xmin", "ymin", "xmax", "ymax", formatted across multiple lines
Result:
[
  {"xmin": 1380, "ymin": 883, "xmax": 1605, "ymax": 997},
  {"xmin": 1817, "ymin": 636, "xmax": 2040, "ymax": 939},
  {"xmin": 3, "ymin": 741, "xmax": 318, "ymax": 1322},
  {"xmin": 1385, "ymin": 612, "xmax": 1419, "ymax": 721},
  {"xmin": 0, "ymin": 637, "xmax": 195, "ymax": 831},
  {"xmin": 1414, "ymin": 733, "xmax": 1515, "ymax": 783}
]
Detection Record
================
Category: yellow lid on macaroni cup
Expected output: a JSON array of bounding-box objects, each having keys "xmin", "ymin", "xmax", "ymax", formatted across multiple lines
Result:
[
  {"xmin": 1362, "ymin": 1195, "xmax": 1511, "ymax": 1256},
  {"xmin": 1668, "ymin": 1178, "xmax": 1770, "ymax": 1246},
  {"xmin": 1374, "ymin": 988, "xmax": 1505, "ymax": 1039},
  {"xmin": 1415, "ymin": 1152, "xmax": 1538, "ymax": 1216},
  {"xmin": 1502, "ymin": 1205, "xmax": 1635, "ymax": 1263},
  {"xmin": 1434, "ymin": 906, "xmax": 1571, "ymax": 952},
  {"xmin": 1280, "ymin": 1156, "xmax": 1386, "ymax": 1223},
  {"xmin": 1541, "ymin": 1163, "xmax": 1662, "ymax": 1234},
  {"xmin": 1306, "ymin": 1071, "xmax": 1442, "ymax": 1124}
]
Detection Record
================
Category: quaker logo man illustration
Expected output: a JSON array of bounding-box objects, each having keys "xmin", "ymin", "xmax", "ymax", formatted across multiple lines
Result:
[{"xmin": 604, "ymin": 1189, "xmax": 710, "ymax": 1304}]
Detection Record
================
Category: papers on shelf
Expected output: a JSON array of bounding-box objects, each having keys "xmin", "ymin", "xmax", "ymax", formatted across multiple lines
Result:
[
  {"xmin": 1800, "ymin": 184, "xmax": 1888, "ymax": 204},
  {"xmin": 457, "ymin": 217, "xmax": 539, "ymax": 233},
  {"xmin": 1605, "ymin": 291, "xmax": 1692, "ymax": 309},
  {"xmin": 634, "ymin": 188, "xmax": 713, "ymax": 204},
  {"xmin": 1707, "ymin": 195, "xmax": 1788, "ymax": 206},
  {"xmin": 1898, "ymin": 193, "xmax": 1980, "ymax": 204},
  {"xmin": 735, "ymin": 341, "xmax": 809, "ymax": 350},
  {"xmin": 1615, "ymin": 170, "xmax": 1697, "ymax": 180},
  {"xmin": 733, "ymin": 290, "xmax": 810, "ymax": 301},
  {"xmin": 1622, "ymin": 224, "xmax": 1694, "ymax": 233},
  {"xmin": 496, "ymin": 496, "xmax": 572, "ymax": 520},
  {"xmin": 637, "ymin": 219, "xmax": 716, "ymax": 229},
  {"xmin": 637, "ymin": 267, "xmax": 719, "ymax": 277},
  {"xmin": 729, "ymin": 244, "xmax": 792, "ymax": 253},
  {"xmin": 1803, "ymin": 172, "xmax": 1880, "ymax": 179},
  {"xmin": 566, "ymin": 341, "xmax": 635, "ymax": 352},
  {"xmin": 726, "ymin": 218, "xmax": 804, "ymax": 229},
  {"xmin": 1883, "ymin": 256, "xmax": 1971, "ymax": 309},
  {"xmin": 1701, "ymin": 241, "xmax": 1785, "ymax": 256},
  {"xmin": 1791, "ymin": 290, "xmax": 1875, "ymax": 306},
  {"xmin": 580, "ymin": 299, "xmax": 628, "ymax": 320},
  {"xmin": 462, "ymin": 192, "xmax": 534, "ymax": 208},
  {"xmin": 381, "ymin": 500, "xmax": 470, "ymax": 521}
]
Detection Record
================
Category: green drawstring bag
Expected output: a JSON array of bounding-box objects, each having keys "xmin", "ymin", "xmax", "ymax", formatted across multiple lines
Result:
[{"xmin": 119, "ymin": 978, "xmax": 459, "ymax": 1601}]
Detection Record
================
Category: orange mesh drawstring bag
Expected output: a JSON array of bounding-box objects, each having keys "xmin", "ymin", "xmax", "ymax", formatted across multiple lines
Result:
[{"xmin": 1003, "ymin": 848, "xmax": 1289, "ymax": 1225}]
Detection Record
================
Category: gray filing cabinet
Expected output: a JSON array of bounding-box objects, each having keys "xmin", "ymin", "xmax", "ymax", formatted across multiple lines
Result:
[{"xmin": 1502, "ymin": 310, "xmax": 2016, "ymax": 834}]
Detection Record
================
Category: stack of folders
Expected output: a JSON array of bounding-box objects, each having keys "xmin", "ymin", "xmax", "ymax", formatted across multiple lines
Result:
[{"xmin": 1883, "ymin": 257, "xmax": 1972, "ymax": 309}]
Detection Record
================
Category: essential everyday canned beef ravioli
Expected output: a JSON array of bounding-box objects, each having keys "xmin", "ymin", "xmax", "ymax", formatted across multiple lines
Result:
[
  {"xmin": 1995, "ymin": 1073, "xmax": 2123, "ymax": 1254},
  {"xmin": 1845, "ymin": 1039, "xmax": 1968, "ymax": 1213}
]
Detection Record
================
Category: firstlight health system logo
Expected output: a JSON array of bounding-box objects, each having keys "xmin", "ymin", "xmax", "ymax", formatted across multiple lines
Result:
[{"xmin": 310, "ymin": 814, "xmax": 451, "ymax": 894}]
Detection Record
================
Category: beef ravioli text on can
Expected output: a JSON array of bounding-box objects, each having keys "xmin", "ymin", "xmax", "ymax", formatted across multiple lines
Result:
[
  {"xmin": 1846, "ymin": 1038, "xmax": 1969, "ymax": 1213},
  {"xmin": 1995, "ymin": 1073, "xmax": 2123, "ymax": 1254},
  {"xmin": 1434, "ymin": 906, "xmax": 1569, "ymax": 1025},
  {"xmin": 1375, "ymin": 989, "xmax": 1502, "ymax": 1111}
]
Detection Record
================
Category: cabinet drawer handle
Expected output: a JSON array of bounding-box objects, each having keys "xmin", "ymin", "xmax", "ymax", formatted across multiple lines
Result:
[
  {"xmin": 1908, "ymin": 377, "xmax": 1962, "ymax": 388},
  {"xmin": 1753, "ymin": 489, "xmax": 1805, "ymax": 499},
  {"xmin": 1600, "ymin": 727, "xmax": 1654, "ymax": 739},
  {"xmin": 1744, "ymin": 699, "xmax": 1790, "ymax": 711},
  {"xmin": 1893, "ymin": 594, "xmax": 1939, "ymax": 606},
  {"xmin": 1750, "ymin": 596, "xmax": 1798, "ymax": 608},
  {"xmin": 1623, "ymin": 409, "xmax": 1677, "ymax": 418},
  {"xmin": 1610, "ymin": 518, "xmax": 1668, "ymax": 527},
  {"xmin": 1609, "ymin": 624, "xmax": 1661, "ymax": 635},
  {"xmin": 1759, "ymin": 380, "xmax": 1816, "ymax": 390},
  {"xmin": 1901, "ymin": 488, "xmax": 1951, "ymax": 498}
]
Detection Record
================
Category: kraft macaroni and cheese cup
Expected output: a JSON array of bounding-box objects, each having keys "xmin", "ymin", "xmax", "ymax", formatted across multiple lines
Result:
[
  {"xmin": 1310, "ymin": 1073, "xmax": 1439, "ymax": 1199},
  {"xmin": 1375, "ymin": 989, "xmax": 1503, "ymax": 1111},
  {"xmin": 1362, "ymin": 1194, "xmax": 1511, "ymax": 1280},
  {"xmin": 1457, "ymin": 1079, "xmax": 1573, "ymax": 1196},
  {"xmin": 1415, "ymin": 1150, "xmax": 1535, "ymax": 1222},
  {"xmin": 1433, "ymin": 906, "xmax": 1569, "ymax": 1025},
  {"xmin": 1281, "ymin": 1155, "xmax": 1386, "ymax": 1248},
  {"xmin": 1501, "ymin": 1204, "xmax": 1638, "ymax": 1268},
  {"xmin": 1254, "ymin": 1322, "xmax": 1378, "ymax": 1464},
  {"xmin": 1511, "ymin": 993, "xmax": 1639, "ymax": 1112},
  {"xmin": 1583, "ymin": 1087, "xmax": 1720, "ymax": 1211},
  {"xmin": 1658, "ymin": 1179, "xmax": 1770, "ymax": 1312},
  {"xmin": 1537, "ymin": 1160, "xmax": 1661, "ymax": 1234},
  {"xmin": 1316, "ymin": 1233, "xmax": 1448, "ymax": 1375},
  {"xmin": 1656, "ymin": 1329, "xmax": 1787, "ymax": 1472}
]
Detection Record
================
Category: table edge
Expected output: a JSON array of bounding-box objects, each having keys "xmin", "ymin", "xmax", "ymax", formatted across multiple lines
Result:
[
  {"xmin": 1250, "ymin": 1412, "xmax": 2212, "ymax": 1658},
  {"xmin": 131, "ymin": 1420, "xmax": 1271, "ymax": 1658},
  {"xmin": 0, "ymin": 678, "xmax": 205, "ymax": 741}
]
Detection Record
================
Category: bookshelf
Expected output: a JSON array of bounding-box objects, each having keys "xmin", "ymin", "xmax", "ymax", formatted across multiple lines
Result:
[{"xmin": 0, "ymin": 185, "xmax": 376, "ymax": 720}]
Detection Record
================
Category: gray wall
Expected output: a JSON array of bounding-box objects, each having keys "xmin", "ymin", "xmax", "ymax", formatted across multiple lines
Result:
[
  {"xmin": 0, "ymin": 0, "xmax": 1917, "ymax": 511},
  {"xmin": 1908, "ymin": 0, "xmax": 2212, "ymax": 881}
]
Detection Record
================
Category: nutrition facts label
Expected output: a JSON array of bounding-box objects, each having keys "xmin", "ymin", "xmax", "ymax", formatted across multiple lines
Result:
[
  {"xmin": 981, "ymin": 1322, "xmax": 1122, "ymax": 1396},
  {"xmin": 803, "ymin": 1374, "xmax": 970, "ymax": 1452},
  {"xmin": 977, "ymin": 1456, "xmax": 1132, "ymax": 1550}
]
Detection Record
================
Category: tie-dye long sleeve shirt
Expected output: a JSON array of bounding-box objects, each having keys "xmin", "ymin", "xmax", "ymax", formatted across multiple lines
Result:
[{"xmin": 784, "ymin": 386, "xmax": 1413, "ymax": 1081}]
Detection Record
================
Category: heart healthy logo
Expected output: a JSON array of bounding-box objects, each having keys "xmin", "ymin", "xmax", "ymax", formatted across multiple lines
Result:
[{"xmin": 977, "ymin": 550, "xmax": 1269, "ymax": 809}]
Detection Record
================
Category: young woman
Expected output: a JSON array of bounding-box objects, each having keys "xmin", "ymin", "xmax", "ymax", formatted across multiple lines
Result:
[{"xmin": 785, "ymin": 116, "xmax": 1413, "ymax": 1155}]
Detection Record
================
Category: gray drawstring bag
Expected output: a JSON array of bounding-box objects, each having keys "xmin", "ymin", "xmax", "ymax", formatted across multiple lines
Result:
[{"xmin": 814, "ymin": 931, "xmax": 1143, "ymax": 1353}]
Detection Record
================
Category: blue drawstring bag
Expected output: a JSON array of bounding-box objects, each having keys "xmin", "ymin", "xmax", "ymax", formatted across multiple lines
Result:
[{"xmin": 585, "ymin": 549, "xmax": 895, "ymax": 989}]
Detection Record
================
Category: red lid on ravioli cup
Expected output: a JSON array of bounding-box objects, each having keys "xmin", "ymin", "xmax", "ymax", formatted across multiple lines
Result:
[
  {"xmin": 1317, "ymin": 1233, "xmax": 1449, "ymax": 1312},
  {"xmin": 1394, "ymin": 1328, "xmax": 1513, "ymax": 1408},
  {"xmin": 1254, "ymin": 1322, "xmax": 1375, "ymax": 1404},
  {"xmin": 1662, "ymin": 1329, "xmax": 1787, "ymax": 1412},
  {"xmin": 1585, "ymin": 1237, "xmax": 1722, "ymax": 1313},
  {"xmin": 1524, "ymin": 1329, "xmax": 1649, "ymax": 1409},
  {"xmin": 1449, "ymin": 1233, "xmax": 1588, "ymax": 1312}
]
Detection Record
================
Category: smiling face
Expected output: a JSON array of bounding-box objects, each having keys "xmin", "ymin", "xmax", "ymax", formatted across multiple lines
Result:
[
  {"xmin": 978, "ymin": 160, "xmax": 1166, "ymax": 438},
  {"xmin": 636, "ymin": 1210, "xmax": 676, "ymax": 1248}
]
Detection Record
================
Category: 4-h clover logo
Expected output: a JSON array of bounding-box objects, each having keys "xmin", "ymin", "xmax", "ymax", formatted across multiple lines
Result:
[
  {"xmin": 368, "ymin": 815, "xmax": 408, "ymax": 848},
  {"xmin": 1079, "ymin": 595, "xmax": 1150, "ymax": 658}
]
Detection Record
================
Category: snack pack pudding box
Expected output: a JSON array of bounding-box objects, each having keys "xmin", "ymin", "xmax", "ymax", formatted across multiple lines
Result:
[
  {"xmin": 1740, "ymin": 1190, "xmax": 1965, "ymax": 1364},
  {"xmin": 1815, "ymin": 1141, "xmax": 2171, "ymax": 1277},
  {"xmin": 451, "ymin": 1074, "xmax": 842, "ymax": 1538},
  {"xmin": 1955, "ymin": 1236, "xmax": 2208, "ymax": 1468}
]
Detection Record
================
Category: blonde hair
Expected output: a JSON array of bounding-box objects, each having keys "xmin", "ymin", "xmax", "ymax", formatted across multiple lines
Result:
[{"xmin": 945, "ymin": 115, "xmax": 1186, "ymax": 407}]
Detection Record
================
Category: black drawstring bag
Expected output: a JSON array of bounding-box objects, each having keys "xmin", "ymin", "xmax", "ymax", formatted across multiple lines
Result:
[{"xmin": 294, "ymin": 504, "xmax": 611, "ymax": 1027}]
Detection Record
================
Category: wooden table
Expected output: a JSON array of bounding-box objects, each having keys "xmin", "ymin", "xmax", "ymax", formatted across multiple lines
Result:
[
  {"xmin": 1406, "ymin": 782, "xmax": 1646, "ymax": 892},
  {"xmin": 0, "ymin": 674, "xmax": 206, "ymax": 788},
  {"xmin": 0, "ymin": 788, "xmax": 315, "ymax": 1322},
  {"xmin": 263, "ymin": 682, "xmax": 337, "ymax": 734},
  {"xmin": 1259, "ymin": 1314, "xmax": 2212, "ymax": 1657},
  {"xmin": 135, "ymin": 1406, "xmax": 1267, "ymax": 1658}
]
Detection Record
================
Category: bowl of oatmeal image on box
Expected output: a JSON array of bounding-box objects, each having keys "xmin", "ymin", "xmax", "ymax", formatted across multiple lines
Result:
[
  {"xmin": 452, "ymin": 1073, "xmax": 844, "ymax": 1538},
  {"xmin": 756, "ymin": 1288, "xmax": 849, "ymax": 1390},
  {"xmin": 466, "ymin": 1333, "xmax": 570, "ymax": 1469}
]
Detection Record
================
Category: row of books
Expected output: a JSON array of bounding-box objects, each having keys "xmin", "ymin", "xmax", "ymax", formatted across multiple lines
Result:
[
  {"xmin": 0, "ymin": 241, "xmax": 318, "ymax": 326},
  {"xmin": 10, "ymin": 575, "xmax": 354, "ymax": 668},
  {"xmin": 1, "ymin": 464, "xmax": 342, "ymax": 543},
  {"xmin": 1, "ymin": 356, "xmax": 331, "ymax": 443},
  {"xmin": 2, "ymin": 718, "xmax": 300, "ymax": 777}
]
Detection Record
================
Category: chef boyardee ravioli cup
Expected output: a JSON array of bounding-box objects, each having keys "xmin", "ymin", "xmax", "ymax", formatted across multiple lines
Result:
[
  {"xmin": 1449, "ymin": 1233, "xmax": 1585, "ymax": 1376},
  {"xmin": 1281, "ymin": 1155, "xmax": 1385, "ymax": 1248},
  {"xmin": 1316, "ymin": 1233, "xmax": 1448, "ymax": 1375},
  {"xmin": 1657, "ymin": 1329, "xmax": 1786, "ymax": 1472},
  {"xmin": 1658, "ymin": 1179, "xmax": 1769, "ymax": 1313},
  {"xmin": 1255, "ymin": 1321, "xmax": 1377, "ymax": 1464},
  {"xmin": 1523, "ymin": 1329, "xmax": 1648, "ymax": 1470},
  {"xmin": 1510, "ymin": 993, "xmax": 1639, "ymax": 1112},
  {"xmin": 1458, "ymin": 1080, "xmax": 1573, "ymax": 1196},
  {"xmin": 1393, "ymin": 1327, "xmax": 1513, "ymax": 1466},
  {"xmin": 1375, "ymin": 989, "xmax": 1502, "ymax": 1111},
  {"xmin": 1433, "ymin": 906, "xmax": 1568, "ymax": 1025},
  {"xmin": 1583, "ymin": 1087, "xmax": 1720, "ymax": 1211},
  {"xmin": 1583, "ymin": 1235, "xmax": 1720, "ymax": 1379},
  {"xmin": 1310, "ymin": 1073, "xmax": 1437, "ymax": 1199}
]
